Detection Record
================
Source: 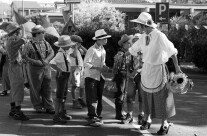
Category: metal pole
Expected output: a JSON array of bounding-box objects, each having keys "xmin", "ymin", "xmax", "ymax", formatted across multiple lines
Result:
[
  {"xmin": 22, "ymin": 0, "xmax": 24, "ymax": 16},
  {"xmin": 1, "ymin": 0, "xmax": 3, "ymax": 21},
  {"xmin": 72, "ymin": 3, "xmax": 74, "ymax": 23}
]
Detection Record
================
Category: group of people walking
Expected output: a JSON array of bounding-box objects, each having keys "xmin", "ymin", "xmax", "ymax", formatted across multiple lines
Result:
[{"xmin": 0, "ymin": 12, "xmax": 182, "ymax": 135}]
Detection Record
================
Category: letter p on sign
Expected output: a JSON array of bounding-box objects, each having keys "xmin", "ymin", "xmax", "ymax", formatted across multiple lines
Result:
[
  {"xmin": 155, "ymin": 2, "xmax": 169, "ymax": 23},
  {"xmin": 159, "ymin": 4, "xmax": 166, "ymax": 15}
]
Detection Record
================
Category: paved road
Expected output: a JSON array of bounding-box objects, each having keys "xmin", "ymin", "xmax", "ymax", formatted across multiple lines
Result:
[{"xmin": 0, "ymin": 72, "xmax": 206, "ymax": 136}]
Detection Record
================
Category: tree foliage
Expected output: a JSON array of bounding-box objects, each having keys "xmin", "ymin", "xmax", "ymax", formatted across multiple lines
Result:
[{"xmin": 74, "ymin": 1, "xmax": 126, "ymax": 31}]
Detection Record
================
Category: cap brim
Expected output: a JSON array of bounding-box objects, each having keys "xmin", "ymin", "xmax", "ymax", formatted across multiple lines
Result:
[
  {"xmin": 130, "ymin": 19, "xmax": 157, "ymax": 28},
  {"xmin": 31, "ymin": 30, "xmax": 46, "ymax": 34},
  {"xmin": 54, "ymin": 41, "xmax": 76, "ymax": 47},
  {"xmin": 92, "ymin": 35, "xmax": 111, "ymax": 40}
]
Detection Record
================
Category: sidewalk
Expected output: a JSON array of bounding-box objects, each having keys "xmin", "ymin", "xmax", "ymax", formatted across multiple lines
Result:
[{"xmin": 0, "ymin": 69, "xmax": 207, "ymax": 136}]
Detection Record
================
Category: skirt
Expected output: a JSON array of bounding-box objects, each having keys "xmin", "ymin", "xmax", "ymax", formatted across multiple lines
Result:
[{"xmin": 141, "ymin": 85, "xmax": 176, "ymax": 119}]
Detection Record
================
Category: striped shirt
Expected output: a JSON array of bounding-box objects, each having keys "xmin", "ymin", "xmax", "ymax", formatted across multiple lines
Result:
[{"xmin": 6, "ymin": 37, "xmax": 25, "ymax": 63}]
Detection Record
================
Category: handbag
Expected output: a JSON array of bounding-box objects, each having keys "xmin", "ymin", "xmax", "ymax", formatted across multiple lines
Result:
[
  {"xmin": 165, "ymin": 65, "xmax": 194, "ymax": 94},
  {"xmin": 102, "ymin": 61, "xmax": 118, "ymax": 98},
  {"xmin": 103, "ymin": 77, "xmax": 117, "ymax": 98}
]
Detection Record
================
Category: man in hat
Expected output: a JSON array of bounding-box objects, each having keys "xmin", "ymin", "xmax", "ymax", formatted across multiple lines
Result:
[
  {"xmin": 5, "ymin": 22, "xmax": 29, "ymax": 120},
  {"xmin": 23, "ymin": 25, "xmax": 55, "ymax": 114},
  {"xmin": 122, "ymin": 12, "xmax": 181, "ymax": 135},
  {"xmin": 69, "ymin": 35, "xmax": 87, "ymax": 109},
  {"xmin": 50, "ymin": 35, "xmax": 76, "ymax": 124},
  {"xmin": 84, "ymin": 29, "xmax": 110, "ymax": 127}
]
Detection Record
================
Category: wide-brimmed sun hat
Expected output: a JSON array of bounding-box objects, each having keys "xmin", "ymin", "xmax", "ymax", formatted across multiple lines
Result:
[
  {"xmin": 130, "ymin": 12, "xmax": 157, "ymax": 28},
  {"xmin": 118, "ymin": 34, "xmax": 132, "ymax": 46},
  {"xmin": 54, "ymin": 35, "xmax": 76, "ymax": 47},
  {"xmin": 6, "ymin": 22, "xmax": 20, "ymax": 36},
  {"xmin": 92, "ymin": 29, "xmax": 111, "ymax": 40},
  {"xmin": 31, "ymin": 25, "xmax": 46, "ymax": 34}
]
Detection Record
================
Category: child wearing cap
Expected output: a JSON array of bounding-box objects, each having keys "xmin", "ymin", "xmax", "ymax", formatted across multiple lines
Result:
[
  {"xmin": 50, "ymin": 35, "xmax": 76, "ymax": 124},
  {"xmin": 69, "ymin": 35, "xmax": 87, "ymax": 109}
]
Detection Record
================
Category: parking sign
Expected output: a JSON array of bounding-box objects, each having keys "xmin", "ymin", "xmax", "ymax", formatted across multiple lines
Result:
[{"xmin": 155, "ymin": 3, "xmax": 169, "ymax": 23}]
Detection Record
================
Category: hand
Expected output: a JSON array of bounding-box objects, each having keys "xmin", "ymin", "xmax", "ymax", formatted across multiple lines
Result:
[
  {"xmin": 114, "ymin": 52, "xmax": 124, "ymax": 62},
  {"xmin": 101, "ymin": 65, "xmax": 109, "ymax": 72},
  {"xmin": 21, "ymin": 54, "xmax": 28, "ymax": 59},
  {"xmin": 128, "ymin": 72, "xmax": 136, "ymax": 79},
  {"xmin": 175, "ymin": 65, "xmax": 182, "ymax": 74},
  {"xmin": 43, "ymin": 59, "xmax": 49, "ymax": 66}
]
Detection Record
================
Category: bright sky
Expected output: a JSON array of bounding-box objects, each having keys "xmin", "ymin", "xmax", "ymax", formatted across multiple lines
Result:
[{"xmin": 1, "ymin": 0, "xmax": 63, "ymax": 4}]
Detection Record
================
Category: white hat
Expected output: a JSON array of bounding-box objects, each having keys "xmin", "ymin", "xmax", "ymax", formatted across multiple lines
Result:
[
  {"xmin": 92, "ymin": 29, "xmax": 111, "ymax": 40},
  {"xmin": 130, "ymin": 12, "xmax": 157, "ymax": 28},
  {"xmin": 54, "ymin": 35, "xmax": 76, "ymax": 47}
]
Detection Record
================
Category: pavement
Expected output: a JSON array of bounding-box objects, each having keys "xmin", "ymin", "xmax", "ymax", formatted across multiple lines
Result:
[{"xmin": 0, "ymin": 70, "xmax": 207, "ymax": 136}]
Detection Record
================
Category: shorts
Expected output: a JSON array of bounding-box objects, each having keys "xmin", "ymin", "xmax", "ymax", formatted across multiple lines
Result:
[{"xmin": 70, "ymin": 67, "xmax": 84, "ymax": 88}]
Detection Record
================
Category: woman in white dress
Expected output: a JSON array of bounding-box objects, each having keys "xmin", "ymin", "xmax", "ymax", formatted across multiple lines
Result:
[{"xmin": 122, "ymin": 12, "xmax": 182, "ymax": 135}]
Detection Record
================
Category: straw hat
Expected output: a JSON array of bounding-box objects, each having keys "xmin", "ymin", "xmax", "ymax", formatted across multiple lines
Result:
[
  {"xmin": 31, "ymin": 25, "xmax": 45, "ymax": 34},
  {"xmin": 92, "ymin": 29, "xmax": 111, "ymax": 40},
  {"xmin": 130, "ymin": 12, "xmax": 157, "ymax": 28},
  {"xmin": 118, "ymin": 34, "xmax": 132, "ymax": 46},
  {"xmin": 54, "ymin": 35, "xmax": 76, "ymax": 47}
]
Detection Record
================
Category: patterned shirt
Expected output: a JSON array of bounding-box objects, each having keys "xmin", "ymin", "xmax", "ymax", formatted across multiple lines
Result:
[
  {"xmin": 133, "ymin": 51, "xmax": 143, "ymax": 73},
  {"xmin": 6, "ymin": 37, "xmax": 25, "ymax": 63},
  {"xmin": 24, "ymin": 39, "xmax": 52, "ymax": 60}
]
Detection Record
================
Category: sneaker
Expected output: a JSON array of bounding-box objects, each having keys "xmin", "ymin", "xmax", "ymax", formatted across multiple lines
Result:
[
  {"xmin": 14, "ymin": 111, "xmax": 29, "ymax": 121},
  {"xmin": 0, "ymin": 90, "xmax": 8, "ymax": 96},
  {"xmin": 115, "ymin": 114, "xmax": 126, "ymax": 120},
  {"xmin": 53, "ymin": 113, "xmax": 67, "ymax": 124},
  {"xmin": 138, "ymin": 114, "xmax": 144, "ymax": 125},
  {"xmin": 60, "ymin": 110, "xmax": 72, "ymax": 120},
  {"xmin": 98, "ymin": 116, "xmax": 104, "ymax": 125},
  {"xmin": 72, "ymin": 99, "xmax": 82, "ymax": 109},
  {"xmin": 35, "ymin": 108, "xmax": 45, "ymax": 113},
  {"xmin": 9, "ymin": 110, "xmax": 15, "ymax": 117},
  {"xmin": 121, "ymin": 113, "xmax": 133, "ymax": 124},
  {"xmin": 87, "ymin": 117, "xmax": 103, "ymax": 127},
  {"xmin": 78, "ymin": 98, "xmax": 87, "ymax": 107},
  {"xmin": 46, "ymin": 109, "xmax": 55, "ymax": 114}
]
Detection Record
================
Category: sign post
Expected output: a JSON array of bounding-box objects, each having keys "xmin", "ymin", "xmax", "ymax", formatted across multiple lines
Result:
[
  {"xmin": 155, "ymin": 2, "xmax": 169, "ymax": 23},
  {"xmin": 64, "ymin": 0, "xmax": 81, "ymax": 22},
  {"xmin": 155, "ymin": 2, "xmax": 169, "ymax": 33}
]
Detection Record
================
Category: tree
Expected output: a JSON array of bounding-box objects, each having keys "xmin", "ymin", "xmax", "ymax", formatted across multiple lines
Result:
[{"xmin": 74, "ymin": 1, "xmax": 126, "ymax": 31}]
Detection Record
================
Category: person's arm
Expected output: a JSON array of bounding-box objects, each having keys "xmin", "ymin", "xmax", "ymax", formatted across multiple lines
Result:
[
  {"xmin": 84, "ymin": 48, "xmax": 101, "ymax": 71},
  {"xmin": 50, "ymin": 64, "xmax": 63, "ymax": 72},
  {"xmin": 44, "ymin": 42, "xmax": 54, "ymax": 64},
  {"xmin": 0, "ymin": 46, "xmax": 6, "ymax": 55},
  {"xmin": 79, "ymin": 45, "xmax": 87, "ymax": 55},
  {"xmin": 171, "ymin": 54, "xmax": 182, "ymax": 74}
]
